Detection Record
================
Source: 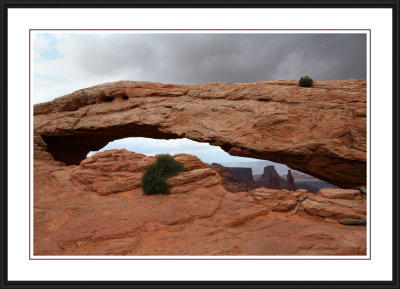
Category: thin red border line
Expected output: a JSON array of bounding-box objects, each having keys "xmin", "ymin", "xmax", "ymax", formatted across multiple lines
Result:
[
  {"xmin": 30, "ymin": 258, "xmax": 370, "ymax": 261},
  {"xmin": 30, "ymin": 29, "xmax": 371, "ymax": 31},
  {"xmin": 29, "ymin": 29, "xmax": 371, "ymax": 261},
  {"xmin": 369, "ymin": 29, "xmax": 372, "ymax": 259},
  {"xmin": 29, "ymin": 29, "xmax": 31, "ymax": 260}
]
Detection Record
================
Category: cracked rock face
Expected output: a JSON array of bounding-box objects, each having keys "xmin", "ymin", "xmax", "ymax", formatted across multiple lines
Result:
[
  {"xmin": 34, "ymin": 79, "xmax": 366, "ymax": 188},
  {"xmin": 34, "ymin": 150, "xmax": 366, "ymax": 256}
]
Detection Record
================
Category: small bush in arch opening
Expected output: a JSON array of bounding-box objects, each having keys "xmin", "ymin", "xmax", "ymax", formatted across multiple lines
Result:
[{"xmin": 141, "ymin": 154, "xmax": 185, "ymax": 195}]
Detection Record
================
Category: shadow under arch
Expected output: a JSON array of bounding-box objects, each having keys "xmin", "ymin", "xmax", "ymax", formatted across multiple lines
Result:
[{"xmin": 42, "ymin": 123, "xmax": 182, "ymax": 166}]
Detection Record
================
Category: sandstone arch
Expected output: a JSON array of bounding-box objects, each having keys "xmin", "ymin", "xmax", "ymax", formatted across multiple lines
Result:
[{"xmin": 34, "ymin": 79, "xmax": 367, "ymax": 188}]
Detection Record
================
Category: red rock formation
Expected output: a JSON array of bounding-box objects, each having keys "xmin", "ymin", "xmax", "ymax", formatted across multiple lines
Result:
[
  {"xmin": 33, "ymin": 79, "xmax": 366, "ymax": 188},
  {"xmin": 286, "ymin": 170, "xmax": 296, "ymax": 191},
  {"xmin": 257, "ymin": 165, "xmax": 282, "ymax": 188},
  {"xmin": 266, "ymin": 174, "xmax": 280, "ymax": 189},
  {"xmin": 221, "ymin": 181, "xmax": 259, "ymax": 193},
  {"xmin": 302, "ymin": 188, "xmax": 366, "ymax": 219},
  {"xmin": 34, "ymin": 149, "xmax": 366, "ymax": 256},
  {"xmin": 251, "ymin": 187, "xmax": 366, "ymax": 221}
]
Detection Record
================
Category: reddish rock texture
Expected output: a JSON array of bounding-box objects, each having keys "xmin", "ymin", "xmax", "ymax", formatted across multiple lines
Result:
[
  {"xmin": 220, "ymin": 182, "xmax": 259, "ymax": 193},
  {"xmin": 302, "ymin": 188, "xmax": 366, "ymax": 219},
  {"xmin": 250, "ymin": 187, "xmax": 366, "ymax": 222},
  {"xmin": 71, "ymin": 150, "xmax": 154, "ymax": 196},
  {"xmin": 34, "ymin": 149, "xmax": 366, "ymax": 256},
  {"xmin": 34, "ymin": 79, "xmax": 366, "ymax": 188},
  {"xmin": 286, "ymin": 170, "xmax": 296, "ymax": 191},
  {"xmin": 266, "ymin": 174, "xmax": 281, "ymax": 190},
  {"xmin": 33, "ymin": 79, "xmax": 367, "ymax": 256}
]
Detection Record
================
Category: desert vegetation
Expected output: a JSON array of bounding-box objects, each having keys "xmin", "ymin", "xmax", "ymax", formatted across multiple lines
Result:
[
  {"xmin": 299, "ymin": 75, "xmax": 314, "ymax": 87},
  {"xmin": 141, "ymin": 154, "xmax": 185, "ymax": 195}
]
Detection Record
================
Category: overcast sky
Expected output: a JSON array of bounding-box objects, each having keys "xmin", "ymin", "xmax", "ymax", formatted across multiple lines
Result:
[
  {"xmin": 33, "ymin": 33, "xmax": 366, "ymax": 104},
  {"xmin": 33, "ymin": 32, "xmax": 366, "ymax": 170}
]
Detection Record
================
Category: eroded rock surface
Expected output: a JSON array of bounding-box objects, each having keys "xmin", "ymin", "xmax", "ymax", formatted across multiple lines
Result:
[
  {"xmin": 34, "ymin": 149, "xmax": 366, "ymax": 256},
  {"xmin": 34, "ymin": 79, "xmax": 367, "ymax": 188},
  {"xmin": 302, "ymin": 188, "xmax": 366, "ymax": 219}
]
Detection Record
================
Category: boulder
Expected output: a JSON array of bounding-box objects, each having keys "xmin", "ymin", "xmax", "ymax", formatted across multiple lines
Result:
[
  {"xmin": 272, "ymin": 199, "xmax": 298, "ymax": 212},
  {"xmin": 318, "ymin": 188, "xmax": 361, "ymax": 200},
  {"xmin": 302, "ymin": 190, "xmax": 366, "ymax": 220}
]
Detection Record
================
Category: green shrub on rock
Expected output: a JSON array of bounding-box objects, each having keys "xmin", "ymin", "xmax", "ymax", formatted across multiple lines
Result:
[
  {"xmin": 152, "ymin": 154, "xmax": 185, "ymax": 178},
  {"xmin": 299, "ymin": 76, "xmax": 314, "ymax": 87},
  {"xmin": 141, "ymin": 154, "xmax": 185, "ymax": 195}
]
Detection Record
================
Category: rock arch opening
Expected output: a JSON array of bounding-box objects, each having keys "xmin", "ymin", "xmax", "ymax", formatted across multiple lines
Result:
[
  {"xmin": 35, "ymin": 80, "xmax": 366, "ymax": 189},
  {"xmin": 39, "ymin": 121, "xmax": 353, "ymax": 190},
  {"xmin": 85, "ymin": 137, "xmax": 255, "ymax": 163},
  {"xmin": 41, "ymin": 123, "xmax": 182, "ymax": 166},
  {"xmin": 82, "ymin": 136, "xmax": 338, "ymax": 193}
]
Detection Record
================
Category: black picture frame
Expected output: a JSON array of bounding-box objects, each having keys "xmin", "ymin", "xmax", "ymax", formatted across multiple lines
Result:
[{"xmin": 1, "ymin": 0, "xmax": 399, "ymax": 288}]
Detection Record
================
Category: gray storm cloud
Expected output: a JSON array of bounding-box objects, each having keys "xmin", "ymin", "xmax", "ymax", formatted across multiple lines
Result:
[
  {"xmin": 33, "ymin": 33, "xmax": 367, "ymax": 104},
  {"xmin": 72, "ymin": 33, "xmax": 367, "ymax": 84}
]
